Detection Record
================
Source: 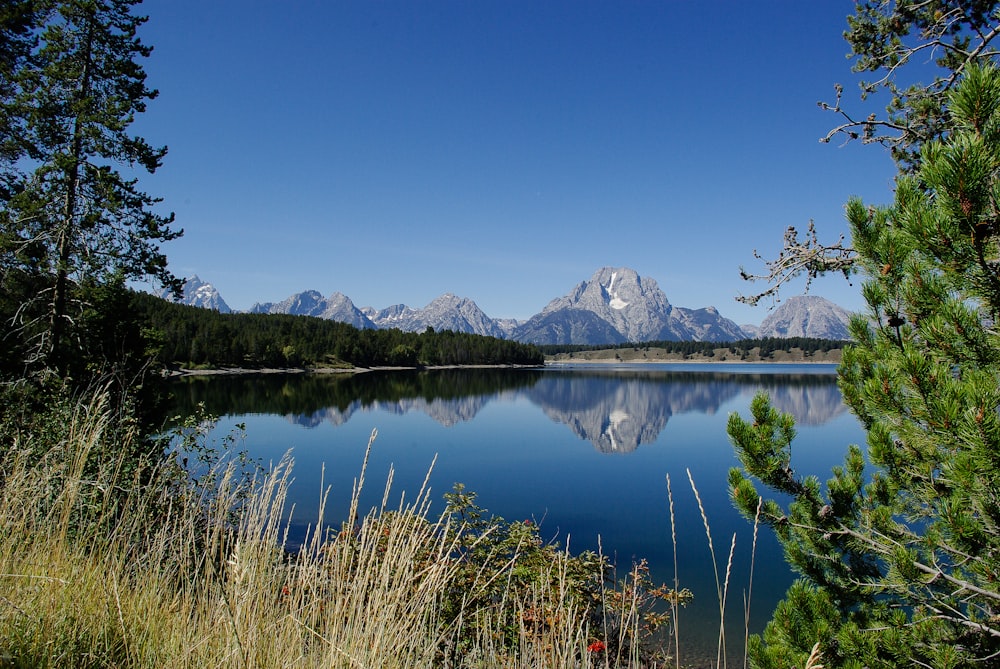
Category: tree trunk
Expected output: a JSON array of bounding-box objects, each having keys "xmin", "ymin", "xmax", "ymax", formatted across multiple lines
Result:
[{"xmin": 48, "ymin": 16, "xmax": 94, "ymax": 372}]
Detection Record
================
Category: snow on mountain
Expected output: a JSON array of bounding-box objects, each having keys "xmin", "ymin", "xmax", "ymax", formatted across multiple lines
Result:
[
  {"xmin": 365, "ymin": 294, "xmax": 506, "ymax": 338},
  {"xmin": 251, "ymin": 290, "xmax": 376, "ymax": 329},
  {"xmin": 493, "ymin": 318, "xmax": 524, "ymax": 339},
  {"xmin": 528, "ymin": 267, "xmax": 673, "ymax": 342},
  {"xmin": 361, "ymin": 303, "xmax": 416, "ymax": 326},
  {"xmin": 514, "ymin": 267, "xmax": 748, "ymax": 344},
  {"xmin": 174, "ymin": 269, "xmax": 853, "ymax": 345},
  {"xmin": 160, "ymin": 275, "xmax": 231, "ymax": 313}
]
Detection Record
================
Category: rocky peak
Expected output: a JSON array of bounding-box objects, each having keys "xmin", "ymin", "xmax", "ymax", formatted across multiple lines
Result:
[
  {"xmin": 320, "ymin": 292, "xmax": 376, "ymax": 329},
  {"xmin": 412, "ymin": 294, "xmax": 505, "ymax": 338},
  {"xmin": 518, "ymin": 266, "xmax": 752, "ymax": 344},
  {"xmin": 277, "ymin": 290, "xmax": 326, "ymax": 317},
  {"xmin": 538, "ymin": 266, "xmax": 674, "ymax": 342},
  {"xmin": 161, "ymin": 275, "xmax": 231, "ymax": 313},
  {"xmin": 757, "ymin": 295, "xmax": 853, "ymax": 340},
  {"xmin": 251, "ymin": 290, "xmax": 375, "ymax": 329}
]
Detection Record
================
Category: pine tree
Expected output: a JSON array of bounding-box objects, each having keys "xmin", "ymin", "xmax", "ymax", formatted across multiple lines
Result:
[
  {"xmin": 0, "ymin": 0, "xmax": 180, "ymax": 377},
  {"xmin": 0, "ymin": 1, "xmax": 38, "ymax": 201},
  {"xmin": 741, "ymin": 1, "xmax": 1000, "ymax": 307},
  {"xmin": 729, "ymin": 64, "xmax": 1000, "ymax": 668}
]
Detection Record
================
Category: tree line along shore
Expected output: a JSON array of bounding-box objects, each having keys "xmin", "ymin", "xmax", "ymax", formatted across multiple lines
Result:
[
  {"xmin": 134, "ymin": 291, "xmax": 846, "ymax": 372},
  {"xmin": 542, "ymin": 337, "xmax": 845, "ymax": 364}
]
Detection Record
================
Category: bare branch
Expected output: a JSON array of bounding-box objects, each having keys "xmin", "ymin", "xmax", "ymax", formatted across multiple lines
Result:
[{"xmin": 737, "ymin": 221, "xmax": 857, "ymax": 307}]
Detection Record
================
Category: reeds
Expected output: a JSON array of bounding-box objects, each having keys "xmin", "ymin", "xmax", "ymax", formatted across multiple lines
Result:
[
  {"xmin": 666, "ymin": 473, "xmax": 681, "ymax": 669},
  {"xmin": 0, "ymin": 391, "xmax": 643, "ymax": 668},
  {"xmin": 666, "ymin": 470, "xmax": 770, "ymax": 669},
  {"xmin": 687, "ymin": 468, "xmax": 737, "ymax": 669}
]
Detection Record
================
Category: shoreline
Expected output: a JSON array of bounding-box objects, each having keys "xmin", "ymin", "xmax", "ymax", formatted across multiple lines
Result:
[
  {"xmin": 163, "ymin": 355, "xmax": 841, "ymax": 377},
  {"xmin": 545, "ymin": 346, "xmax": 842, "ymax": 366},
  {"xmin": 545, "ymin": 357, "xmax": 840, "ymax": 365},
  {"xmin": 163, "ymin": 363, "xmax": 544, "ymax": 377}
]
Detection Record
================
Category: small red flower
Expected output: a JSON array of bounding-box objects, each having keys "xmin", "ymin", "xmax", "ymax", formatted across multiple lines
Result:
[{"xmin": 588, "ymin": 641, "xmax": 606, "ymax": 653}]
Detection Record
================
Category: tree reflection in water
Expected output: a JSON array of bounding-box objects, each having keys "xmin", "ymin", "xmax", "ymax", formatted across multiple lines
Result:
[
  {"xmin": 163, "ymin": 364, "xmax": 862, "ymax": 666},
  {"xmin": 167, "ymin": 365, "xmax": 846, "ymax": 453}
]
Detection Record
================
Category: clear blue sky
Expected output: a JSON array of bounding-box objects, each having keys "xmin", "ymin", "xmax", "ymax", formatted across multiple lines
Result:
[{"xmin": 134, "ymin": 0, "xmax": 900, "ymax": 325}]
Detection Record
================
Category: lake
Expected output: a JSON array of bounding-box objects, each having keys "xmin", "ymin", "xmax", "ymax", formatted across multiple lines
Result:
[{"xmin": 166, "ymin": 363, "xmax": 866, "ymax": 665}]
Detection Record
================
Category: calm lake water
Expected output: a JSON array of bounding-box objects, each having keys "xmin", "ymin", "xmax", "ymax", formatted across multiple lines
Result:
[{"xmin": 166, "ymin": 363, "xmax": 865, "ymax": 665}]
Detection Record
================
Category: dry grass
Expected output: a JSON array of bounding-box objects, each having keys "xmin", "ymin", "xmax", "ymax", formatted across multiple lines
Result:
[
  {"xmin": 742, "ymin": 497, "xmax": 762, "ymax": 669},
  {"xmin": 677, "ymin": 470, "xmax": 771, "ymax": 669},
  {"xmin": 687, "ymin": 468, "xmax": 737, "ymax": 669},
  {"xmin": 0, "ymin": 392, "xmax": 644, "ymax": 668}
]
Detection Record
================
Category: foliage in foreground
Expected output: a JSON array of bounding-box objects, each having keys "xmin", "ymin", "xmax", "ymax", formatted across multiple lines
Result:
[
  {"xmin": 0, "ymin": 387, "xmax": 684, "ymax": 668},
  {"xmin": 729, "ymin": 64, "xmax": 1000, "ymax": 668}
]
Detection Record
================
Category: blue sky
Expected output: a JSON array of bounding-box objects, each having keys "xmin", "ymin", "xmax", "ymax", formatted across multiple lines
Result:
[{"xmin": 134, "ymin": 1, "xmax": 901, "ymax": 325}]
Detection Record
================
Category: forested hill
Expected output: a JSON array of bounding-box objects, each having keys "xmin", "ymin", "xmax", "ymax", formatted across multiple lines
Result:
[
  {"xmin": 539, "ymin": 337, "xmax": 847, "ymax": 359},
  {"xmin": 130, "ymin": 292, "xmax": 545, "ymax": 369}
]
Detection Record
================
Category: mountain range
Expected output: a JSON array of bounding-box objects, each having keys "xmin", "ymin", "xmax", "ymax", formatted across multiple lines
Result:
[{"xmin": 162, "ymin": 268, "xmax": 854, "ymax": 344}]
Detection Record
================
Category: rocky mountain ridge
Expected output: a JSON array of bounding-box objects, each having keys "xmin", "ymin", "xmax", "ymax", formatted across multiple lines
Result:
[
  {"xmin": 160, "ymin": 275, "xmax": 231, "ymax": 313},
  {"xmin": 360, "ymin": 293, "xmax": 507, "ymax": 339},
  {"xmin": 755, "ymin": 295, "xmax": 854, "ymax": 340},
  {"xmin": 513, "ymin": 268, "xmax": 748, "ymax": 344},
  {"xmin": 164, "ymin": 267, "xmax": 854, "ymax": 344},
  {"xmin": 249, "ymin": 290, "xmax": 376, "ymax": 330}
]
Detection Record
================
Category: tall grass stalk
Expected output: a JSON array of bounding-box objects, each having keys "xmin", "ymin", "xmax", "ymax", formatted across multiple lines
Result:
[
  {"xmin": 0, "ymin": 390, "xmax": 650, "ymax": 668},
  {"xmin": 687, "ymin": 467, "xmax": 733, "ymax": 669},
  {"xmin": 722, "ymin": 533, "xmax": 737, "ymax": 665},
  {"xmin": 666, "ymin": 473, "xmax": 680, "ymax": 669},
  {"xmin": 743, "ymin": 497, "xmax": 762, "ymax": 669}
]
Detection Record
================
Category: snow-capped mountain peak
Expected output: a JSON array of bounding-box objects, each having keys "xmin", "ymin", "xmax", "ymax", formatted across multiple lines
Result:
[
  {"xmin": 160, "ymin": 275, "xmax": 231, "ymax": 313},
  {"xmin": 168, "ymin": 268, "xmax": 854, "ymax": 344}
]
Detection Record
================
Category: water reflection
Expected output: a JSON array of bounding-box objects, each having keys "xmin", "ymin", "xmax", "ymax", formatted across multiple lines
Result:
[
  {"xmin": 528, "ymin": 372, "xmax": 739, "ymax": 453},
  {"xmin": 163, "ymin": 364, "xmax": 861, "ymax": 666},
  {"xmin": 167, "ymin": 368, "xmax": 541, "ymax": 426},
  {"xmin": 167, "ymin": 365, "xmax": 846, "ymax": 453}
]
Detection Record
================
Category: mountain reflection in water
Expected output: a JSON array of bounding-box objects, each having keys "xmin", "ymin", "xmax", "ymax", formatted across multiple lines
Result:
[
  {"xmin": 164, "ymin": 364, "xmax": 862, "ymax": 666},
  {"xmin": 167, "ymin": 365, "xmax": 846, "ymax": 453}
]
